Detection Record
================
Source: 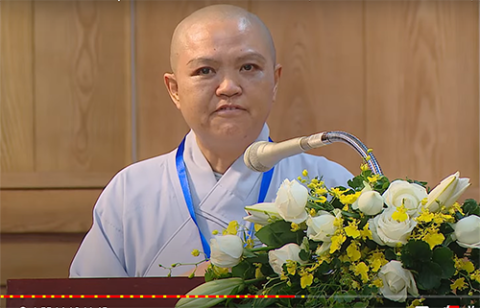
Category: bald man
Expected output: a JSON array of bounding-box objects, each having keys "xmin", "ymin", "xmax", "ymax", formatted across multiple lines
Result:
[{"xmin": 69, "ymin": 4, "xmax": 352, "ymax": 278}]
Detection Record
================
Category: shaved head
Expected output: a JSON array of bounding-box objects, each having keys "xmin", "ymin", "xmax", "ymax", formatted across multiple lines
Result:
[{"xmin": 169, "ymin": 4, "xmax": 276, "ymax": 73}]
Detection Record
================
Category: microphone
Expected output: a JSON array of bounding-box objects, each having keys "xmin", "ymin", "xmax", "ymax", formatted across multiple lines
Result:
[
  {"xmin": 244, "ymin": 133, "xmax": 331, "ymax": 172},
  {"xmin": 244, "ymin": 131, "xmax": 384, "ymax": 175}
]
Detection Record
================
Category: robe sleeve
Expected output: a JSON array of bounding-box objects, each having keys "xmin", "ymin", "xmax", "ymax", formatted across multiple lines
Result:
[{"xmin": 69, "ymin": 172, "xmax": 129, "ymax": 277}]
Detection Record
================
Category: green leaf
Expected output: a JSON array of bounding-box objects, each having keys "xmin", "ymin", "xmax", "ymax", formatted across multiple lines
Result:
[
  {"xmin": 231, "ymin": 261, "xmax": 254, "ymax": 280},
  {"xmin": 401, "ymin": 240, "xmax": 432, "ymax": 270},
  {"xmin": 439, "ymin": 222, "xmax": 455, "ymax": 235},
  {"xmin": 436, "ymin": 279, "xmax": 454, "ymax": 295},
  {"xmin": 255, "ymin": 220, "xmax": 304, "ymax": 248},
  {"xmin": 471, "ymin": 248, "xmax": 480, "ymax": 268},
  {"xmin": 341, "ymin": 210, "xmax": 361, "ymax": 219},
  {"xmin": 432, "ymin": 247, "xmax": 455, "ymax": 279},
  {"xmin": 448, "ymin": 241, "xmax": 467, "ymax": 258},
  {"xmin": 462, "ymin": 199, "xmax": 478, "ymax": 215},
  {"xmin": 384, "ymin": 248, "xmax": 397, "ymax": 261},
  {"xmin": 348, "ymin": 176, "xmax": 365, "ymax": 191},
  {"xmin": 299, "ymin": 249, "xmax": 310, "ymax": 261},
  {"xmin": 416, "ymin": 261, "xmax": 442, "ymax": 290},
  {"xmin": 352, "ymin": 302, "xmax": 369, "ymax": 308}
]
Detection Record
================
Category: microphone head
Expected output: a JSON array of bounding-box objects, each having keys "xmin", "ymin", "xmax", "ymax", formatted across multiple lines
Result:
[{"xmin": 244, "ymin": 141, "xmax": 273, "ymax": 172}]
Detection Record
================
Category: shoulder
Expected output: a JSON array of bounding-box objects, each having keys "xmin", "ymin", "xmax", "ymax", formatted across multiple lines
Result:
[
  {"xmin": 100, "ymin": 151, "xmax": 175, "ymax": 198},
  {"xmin": 277, "ymin": 153, "xmax": 354, "ymax": 188}
]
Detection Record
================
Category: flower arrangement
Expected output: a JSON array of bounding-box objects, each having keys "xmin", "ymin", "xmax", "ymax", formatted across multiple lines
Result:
[{"xmin": 176, "ymin": 160, "xmax": 480, "ymax": 308}]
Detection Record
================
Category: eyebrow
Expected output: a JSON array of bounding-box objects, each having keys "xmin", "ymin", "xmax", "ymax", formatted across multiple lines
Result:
[{"xmin": 186, "ymin": 52, "xmax": 268, "ymax": 67}]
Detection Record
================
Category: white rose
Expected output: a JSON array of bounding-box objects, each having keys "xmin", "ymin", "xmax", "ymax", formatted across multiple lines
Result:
[
  {"xmin": 268, "ymin": 243, "xmax": 307, "ymax": 276},
  {"xmin": 243, "ymin": 202, "xmax": 281, "ymax": 225},
  {"xmin": 306, "ymin": 211, "xmax": 337, "ymax": 242},
  {"xmin": 379, "ymin": 260, "xmax": 419, "ymax": 302},
  {"xmin": 353, "ymin": 190, "xmax": 384, "ymax": 216},
  {"xmin": 369, "ymin": 207, "xmax": 417, "ymax": 247},
  {"xmin": 454, "ymin": 215, "xmax": 480, "ymax": 249},
  {"xmin": 383, "ymin": 180, "xmax": 427, "ymax": 216},
  {"xmin": 274, "ymin": 179, "xmax": 309, "ymax": 224},
  {"xmin": 210, "ymin": 235, "xmax": 244, "ymax": 268},
  {"xmin": 424, "ymin": 171, "xmax": 471, "ymax": 212}
]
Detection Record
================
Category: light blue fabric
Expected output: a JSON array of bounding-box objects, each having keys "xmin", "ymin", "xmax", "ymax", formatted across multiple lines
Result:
[{"xmin": 69, "ymin": 124, "xmax": 353, "ymax": 278}]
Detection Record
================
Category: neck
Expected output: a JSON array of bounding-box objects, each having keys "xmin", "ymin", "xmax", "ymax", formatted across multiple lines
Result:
[{"xmin": 196, "ymin": 138, "xmax": 251, "ymax": 174}]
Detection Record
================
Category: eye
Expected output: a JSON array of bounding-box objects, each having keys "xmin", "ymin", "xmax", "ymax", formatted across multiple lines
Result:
[
  {"xmin": 241, "ymin": 64, "xmax": 256, "ymax": 71},
  {"xmin": 195, "ymin": 67, "xmax": 214, "ymax": 76}
]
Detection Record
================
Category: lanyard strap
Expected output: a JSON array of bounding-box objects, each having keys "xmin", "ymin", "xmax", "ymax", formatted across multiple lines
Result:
[{"xmin": 175, "ymin": 136, "xmax": 274, "ymax": 259}]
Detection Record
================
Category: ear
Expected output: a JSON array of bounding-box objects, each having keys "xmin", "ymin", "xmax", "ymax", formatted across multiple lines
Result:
[
  {"xmin": 164, "ymin": 73, "xmax": 180, "ymax": 109},
  {"xmin": 272, "ymin": 63, "xmax": 283, "ymax": 101}
]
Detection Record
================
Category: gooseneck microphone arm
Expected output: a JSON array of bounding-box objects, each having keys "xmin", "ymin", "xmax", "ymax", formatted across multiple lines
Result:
[
  {"xmin": 244, "ymin": 131, "xmax": 383, "ymax": 176},
  {"xmin": 317, "ymin": 131, "xmax": 383, "ymax": 176}
]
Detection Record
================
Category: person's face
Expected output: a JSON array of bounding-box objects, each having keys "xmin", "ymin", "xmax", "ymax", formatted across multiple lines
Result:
[{"xmin": 165, "ymin": 18, "xmax": 282, "ymax": 145}]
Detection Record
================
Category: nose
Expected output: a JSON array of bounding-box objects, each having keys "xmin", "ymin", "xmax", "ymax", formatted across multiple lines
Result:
[{"xmin": 216, "ymin": 73, "xmax": 242, "ymax": 97}]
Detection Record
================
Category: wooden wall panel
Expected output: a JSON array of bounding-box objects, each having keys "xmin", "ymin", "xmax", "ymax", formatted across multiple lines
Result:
[
  {"xmin": 0, "ymin": 1, "xmax": 34, "ymax": 173},
  {"xmin": 0, "ymin": 234, "xmax": 84, "ymax": 285},
  {"xmin": 251, "ymin": 1, "xmax": 365, "ymax": 175},
  {"xmin": 135, "ymin": 0, "xmax": 251, "ymax": 160},
  {"xmin": 1, "ymin": 190, "xmax": 101, "ymax": 233},
  {"xmin": 365, "ymin": 1, "xmax": 479, "ymax": 198},
  {"xmin": 33, "ymin": 1, "xmax": 132, "ymax": 175},
  {"xmin": 1, "ymin": 286, "xmax": 5, "ymax": 308}
]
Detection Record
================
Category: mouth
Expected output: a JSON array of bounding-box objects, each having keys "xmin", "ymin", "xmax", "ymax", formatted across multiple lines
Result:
[{"xmin": 215, "ymin": 104, "xmax": 246, "ymax": 112}]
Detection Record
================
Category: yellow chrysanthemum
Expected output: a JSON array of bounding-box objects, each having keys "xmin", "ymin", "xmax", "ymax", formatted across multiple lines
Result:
[
  {"xmin": 212, "ymin": 265, "xmax": 229, "ymax": 276},
  {"xmin": 300, "ymin": 269, "xmax": 314, "ymax": 289},
  {"xmin": 451, "ymin": 278, "xmax": 467, "ymax": 292},
  {"xmin": 346, "ymin": 242, "xmax": 361, "ymax": 262},
  {"xmin": 368, "ymin": 251, "xmax": 388, "ymax": 272},
  {"xmin": 433, "ymin": 213, "xmax": 454, "ymax": 225},
  {"xmin": 302, "ymin": 169, "xmax": 309, "ymax": 177},
  {"xmin": 286, "ymin": 260, "xmax": 297, "ymax": 276},
  {"xmin": 371, "ymin": 278, "xmax": 383, "ymax": 288},
  {"xmin": 333, "ymin": 217, "xmax": 344, "ymax": 228},
  {"xmin": 351, "ymin": 280, "xmax": 361, "ymax": 290},
  {"xmin": 339, "ymin": 192, "xmax": 361, "ymax": 205},
  {"xmin": 315, "ymin": 196, "xmax": 327, "ymax": 204},
  {"xmin": 422, "ymin": 228, "xmax": 445, "ymax": 250},
  {"xmin": 456, "ymin": 258, "xmax": 476, "ymax": 274},
  {"xmin": 254, "ymin": 263, "xmax": 263, "ymax": 279},
  {"xmin": 448, "ymin": 202, "xmax": 464, "ymax": 215},
  {"xmin": 330, "ymin": 233, "xmax": 346, "ymax": 253},
  {"xmin": 392, "ymin": 205, "xmax": 408, "ymax": 222},
  {"xmin": 345, "ymin": 221, "xmax": 361, "ymax": 239},
  {"xmin": 408, "ymin": 298, "xmax": 425, "ymax": 308},
  {"xmin": 225, "ymin": 220, "xmax": 239, "ymax": 235},
  {"xmin": 470, "ymin": 269, "xmax": 480, "ymax": 283},
  {"xmin": 330, "ymin": 188, "xmax": 345, "ymax": 198},
  {"xmin": 191, "ymin": 249, "xmax": 200, "ymax": 257},
  {"xmin": 360, "ymin": 163, "xmax": 370, "ymax": 172},
  {"xmin": 290, "ymin": 222, "xmax": 300, "ymax": 232},
  {"xmin": 360, "ymin": 223, "xmax": 373, "ymax": 240},
  {"xmin": 212, "ymin": 230, "xmax": 219, "ymax": 235},
  {"xmin": 416, "ymin": 210, "xmax": 434, "ymax": 223},
  {"xmin": 310, "ymin": 208, "xmax": 317, "ymax": 216},
  {"xmin": 351, "ymin": 262, "xmax": 370, "ymax": 283},
  {"xmin": 368, "ymin": 174, "xmax": 381, "ymax": 184}
]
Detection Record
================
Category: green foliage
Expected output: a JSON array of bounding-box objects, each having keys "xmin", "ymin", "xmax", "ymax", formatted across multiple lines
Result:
[
  {"xmin": 180, "ymin": 170, "xmax": 480, "ymax": 308},
  {"xmin": 255, "ymin": 220, "xmax": 304, "ymax": 248}
]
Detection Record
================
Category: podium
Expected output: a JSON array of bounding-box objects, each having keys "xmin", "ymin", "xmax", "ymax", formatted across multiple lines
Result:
[{"xmin": 6, "ymin": 277, "xmax": 205, "ymax": 308}]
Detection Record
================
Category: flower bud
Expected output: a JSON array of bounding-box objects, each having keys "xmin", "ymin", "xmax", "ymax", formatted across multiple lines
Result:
[
  {"xmin": 209, "ymin": 235, "xmax": 244, "ymax": 268},
  {"xmin": 454, "ymin": 215, "xmax": 480, "ymax": 249}
]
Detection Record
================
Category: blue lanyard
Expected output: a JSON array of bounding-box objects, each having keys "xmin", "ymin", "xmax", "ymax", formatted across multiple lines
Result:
[{"xmin": 175, "ymin": 136, "xmax": 274, "ymax": 259}]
